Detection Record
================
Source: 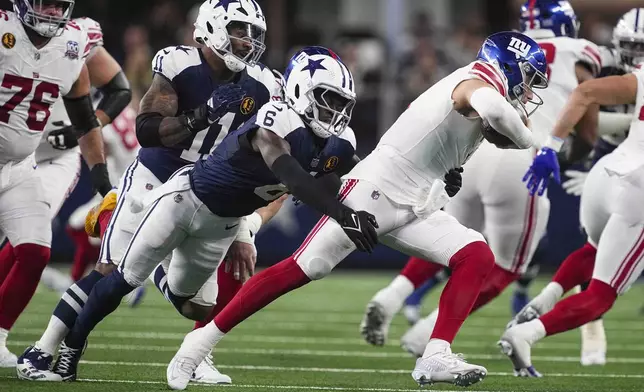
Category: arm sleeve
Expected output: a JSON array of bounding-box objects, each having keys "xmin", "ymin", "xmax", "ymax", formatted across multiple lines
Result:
[
  {"xmin": 598, "ymin": 111, "xmax": 632, "ymax": 136},
  {"xmin": 469, "ymin": 87, "xmax": 534, "ymax": 149}
]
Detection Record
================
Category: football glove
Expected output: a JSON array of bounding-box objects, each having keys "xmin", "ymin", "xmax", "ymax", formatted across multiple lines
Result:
[
  {"xmin": 182, "ymin": 83, "xmax": 247, "ymax": 133},
  {"xmin": 338, "ymin": 208, "xmax": 379, "ymax": 253},
  {"xmin": 523, "ymin": 147, "xmax": 561, "ymax": 196},
  {"xmin": 444, "ymin": 167, "xmax": 464, "ymax": 197},
  {"xmin": 47, "ymin": 121, "xmax": 79, "ymax": 150},
  {"xmin": 561, "ymin": 170, "xmax": 588, "ymax": 197}
]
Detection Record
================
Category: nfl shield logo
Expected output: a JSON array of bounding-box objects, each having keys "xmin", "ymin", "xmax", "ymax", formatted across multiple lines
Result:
[
  {"xmin": 174, "ymin": 194, "xmax": 183, "ymax": 203},
  {"xmin": 371, "ymin": 190, "xmax": 380, "ymax": 200},
  {"xmin": 65, "ymin": 41, "xmax": 79, "ymax": 59}
]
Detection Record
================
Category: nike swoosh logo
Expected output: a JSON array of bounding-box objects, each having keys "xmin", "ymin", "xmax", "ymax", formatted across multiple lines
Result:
[{"xmin": 225, "ymin": 223, "xmax": 239, "ymax": 230}]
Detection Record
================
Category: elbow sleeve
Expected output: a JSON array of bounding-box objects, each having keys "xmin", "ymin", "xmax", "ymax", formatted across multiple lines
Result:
[
  {"xmin": 97, "ymin": 71, "xmax": 132, "ymax": 122},
  {"xmin": 63, "ymin": 95, "xmax": 101, "ymax": 137},
  {"xmin": 135, "ymin": 112, "xmax": 164, "ymax": 147},
  {"xmin": 470, "ymin": 87, "xmax": 533, "ymax": 149}
]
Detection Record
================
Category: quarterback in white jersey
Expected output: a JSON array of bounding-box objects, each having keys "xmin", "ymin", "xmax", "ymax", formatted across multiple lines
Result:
[
  {"xmin": 381, "ymin": 0, "xmax": 603, "ymax": 361},
  {"xmin": 165, "ymin": 31, "xmax": 548, "ymax": 389},
  {"xmin": 500, "ymin": 28, "xmax": 644, "ymax": 377},
  {"xmin": 0, "ymin": 0, "xmax": 110, "ymax": 368}
]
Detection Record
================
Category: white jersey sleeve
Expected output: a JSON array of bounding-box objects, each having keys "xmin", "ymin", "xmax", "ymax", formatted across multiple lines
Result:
[
  {"xmin": 339, "ymin": 125, "xmax": 357, "ymax": 151},
  {"xmin": 467, "ymin": 60, "xmax": 509, "ymax": 98},
  {"xmin": 73, "ymin": 17, "xmax": 103, "ymax": 59},
  {"xmin": 151, "ymin": 46, "xmax": 201, "ymax": 83},
  {"xmin": 102, "ymin": 106, "xmax": 140, "ymax": 183},
  {"xmin": 573, "ymin": 38, "xmax": 602, "ymax": 77},
  {"xmin": 246, "ymin": 64, "xmax": 284, "ymax": 102},
  {"xmin": 255, "ymin": 101, "xmax": 304, "ymax": 138}
]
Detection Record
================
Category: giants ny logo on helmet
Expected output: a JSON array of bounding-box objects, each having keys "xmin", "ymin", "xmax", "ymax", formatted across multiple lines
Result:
[{"xmin": 507, "ymin": 37, "xmax": 531, "ymax": 59}]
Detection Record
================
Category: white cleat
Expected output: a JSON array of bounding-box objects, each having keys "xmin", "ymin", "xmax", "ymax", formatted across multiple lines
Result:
[
  {"xmin": 16, "ymin": 346, "xmax": 63, "ymax": 381},
  {"xmin": 411, "ymin": 341, "xmax": 487, "ymax": 387},
  {"xmin": 167, "ymin": 328, "xmax": 212, "ymax": 390},
  {"xmin": 507, "ymin": 283, "xmax": 562, "ymax": 329},
  {"xmin": 0, "ymin": 346, "xmax": 17, "ymax": 368},
  {"xmin": 580, "ymin": 319, "xmax": 606, "ymax": 366},
  {"xmin": 498, "ymin": 326, "xmax": 542, "ymax": 377},
  {"xmin": 581, "ymin": 350, "xmax": 606, "ymax": 366},
  {"xmin": 190, "ymin": 352, "xmax": 232, "ymax": 384},
  {"xmin": 400, "ymin": 310, "xmax": 438, "ymax": 357},
  {"xmin": 360, "ymin": 301, "xmax": 393, "ymax": 346}
]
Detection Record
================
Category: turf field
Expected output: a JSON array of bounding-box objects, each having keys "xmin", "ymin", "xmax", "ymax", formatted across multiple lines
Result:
[{"xmin": 2, "ymin": 271, "xmax": 643, "ymax": 392}]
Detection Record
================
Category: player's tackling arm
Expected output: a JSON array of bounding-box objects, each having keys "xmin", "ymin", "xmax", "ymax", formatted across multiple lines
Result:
[
  {"xmin": 455, "ymin": 79, "xmax": 534, "ymax": 149},
  {"xmin": 136, "ymin": 74, "xmax": 191, "ymax": 147},
  {"xmin": 86, "ymin": 46, "xmax": 132, "ymax": 126},
  {"xmin": 64, "ymin": 64, "xmax": 111, "ymax": 196},
  {"xmin": 252, "ymin": 128, "xmax": 352, "ymax": 224},
  {"xmin": 552, "ymin": 74, "xmax": 639, "ymax": 140}
]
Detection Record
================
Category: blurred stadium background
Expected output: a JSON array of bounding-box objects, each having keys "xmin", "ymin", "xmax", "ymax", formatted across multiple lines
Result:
[{"xmin": 1, "ymin": 0, "xmax": 640, "ymax": 270}]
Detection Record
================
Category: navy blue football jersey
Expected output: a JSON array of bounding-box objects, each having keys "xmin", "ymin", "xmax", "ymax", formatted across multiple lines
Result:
[
  {"xmin": 138, "ymin": 45, "xmax": 282, "ymax": 182},
  {"xmin": 191, "ymin": 101, "xmax": 357, "ymax": 217}
]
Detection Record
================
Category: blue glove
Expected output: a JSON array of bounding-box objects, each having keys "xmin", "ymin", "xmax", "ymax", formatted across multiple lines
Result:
[
  {"xmin": 523, "ymin": 147, "xmax": 561, "ymax": 196},
  {"xmin": 206, "ymin": 83, "xmax": 247, "ymax": 122}
]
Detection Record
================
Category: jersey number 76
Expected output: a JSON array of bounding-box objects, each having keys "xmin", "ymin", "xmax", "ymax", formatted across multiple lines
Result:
[{"xmin": 0, "ymin": 74, "xmax": 59, "ymax": 132}]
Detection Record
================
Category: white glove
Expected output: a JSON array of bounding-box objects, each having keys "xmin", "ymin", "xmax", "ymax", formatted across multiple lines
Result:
[{"xmin": 561, "ymin": 170, "xmax": 588, "ymax": 196}]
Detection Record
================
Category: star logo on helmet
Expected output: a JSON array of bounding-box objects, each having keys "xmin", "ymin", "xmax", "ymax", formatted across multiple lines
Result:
[
  {"xmin": 301, "ymin": 58, "xmax": 327, "ymax": 77},
  {"xmin": 214, "ymin": 0, "xmax": 239, "ymax": 11}
]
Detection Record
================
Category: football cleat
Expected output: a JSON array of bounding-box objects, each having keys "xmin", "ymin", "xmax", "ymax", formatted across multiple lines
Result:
[
  {"xmin": 52, "ymin": 341, "xmax": 85, "ymax": 381},
  {"xmin": 190, "ymin": 352, "xmax": 232, "ymax": 384},
  {"xmin": 85, "ymin": 191, "xmax": 117, "ymax": 238},
  {"xmin": 580, "ymin": 318, "xmax": 607, "ymax": 366},
  {"xmin": 400, "ymin": 310, "xmax": 438, "ymax": 358},
  {"xmin": 411, "ymin": 341, "xmax": 487, "ymax": 387},
  {"xmin": 359, "ymin": 301, "xmax": 392, "ymax": 346},
  {"xmin": 167, "ymin": 328, "xmax": 212, "ymax": 390},
  {"xmin": 0, "ymin": 346, "xmax": 17, "ymax": 368},
  {"xmin": 498, "ymin": 325, "xmax": 542, "ymax": 377},
  {"xmin": 16, "ymin": 346, "xmax": 62, "ymax": 381}
]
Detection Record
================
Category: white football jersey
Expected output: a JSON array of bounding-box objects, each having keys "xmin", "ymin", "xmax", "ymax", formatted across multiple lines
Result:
[
  {"xmin": 0, "ymin": 12, "xmax": 90, "ymax": 165},
  {"xmin": 102, "ymin": 105, "xmax": 139, "ymax": 184},
  {"xmin": 36, "ymin": 17, "xmax": 104, "ymax": 163},
  {"xmin": 524, "ymin": 31, "xmax": 602, "ymax": 147},
  {"xmin": 348, "ymin": 61, "xmax": 508, "ymax": 206}
]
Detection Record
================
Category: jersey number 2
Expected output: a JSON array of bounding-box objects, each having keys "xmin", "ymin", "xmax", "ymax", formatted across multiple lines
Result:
[
  {"xmin": 539, "ymin": 43, "xmax": 556, "ymax": 79},
  {"xmin": 0, "ymin": 74, "xmax": 59, "ymax": 132}
]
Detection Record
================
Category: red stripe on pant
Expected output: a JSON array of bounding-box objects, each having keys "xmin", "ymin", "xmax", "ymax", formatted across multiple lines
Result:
[
  {"xmin": 511, "ymin": 194, "xmax": 537, "ymax": 273},
  {"xmin": 610, "ymin": 227, "xmax": 644, "ymax": 292}
]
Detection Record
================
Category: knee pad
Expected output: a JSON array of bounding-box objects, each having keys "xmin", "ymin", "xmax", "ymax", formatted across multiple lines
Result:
[
  {"xmin": 296, "ymin": 255, "xmax": 333, "ymax": 281},
  {"xmin": 14, "ymin": 243, "xmax": 50, "ymax": 273},
  {"xmin": 450, "ymin": 241, "xmax": 495, "ymax": 274}
]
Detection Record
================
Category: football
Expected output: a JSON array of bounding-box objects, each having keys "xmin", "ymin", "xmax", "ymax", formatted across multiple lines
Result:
[{"xmin": 481, "ymin": 120, "xmax": 516, "ymax": 148}]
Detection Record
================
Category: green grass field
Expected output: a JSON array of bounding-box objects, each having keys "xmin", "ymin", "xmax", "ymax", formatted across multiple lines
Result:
[{"xmin": 1, "ymin": 271, "xmax": 643, "ymax": 392}]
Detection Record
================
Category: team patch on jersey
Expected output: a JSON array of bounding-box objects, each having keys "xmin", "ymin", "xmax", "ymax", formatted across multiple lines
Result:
[
  {"xmin": 240, "ymin": 97, "xmax": 255, "ymax": 115},
  {"xmin": 65, "ymin": 40, "xmax": 79, "ymax": 59},
  {"xmin": 323, "ymin": 156, "xmax": 339, "ymax": 172},
  {"xmin": 2, "ymin": 32, "xmax": 15, "ymax": 49}
]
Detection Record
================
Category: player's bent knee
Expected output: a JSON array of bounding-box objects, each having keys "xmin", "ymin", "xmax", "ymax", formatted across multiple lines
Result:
[
  {"xmin": 296, "ymin": 256, "xmax": 334, "ymax": 280},
  {"xmin": 94, "ymin": 262, "xmax": 117, "ymax": 276},
  {"xmin": 587, "ymin": 279, "xmax": 618, "ymax": 316},
  {"xmin": 14, "ymin": 243, "xmax": 50, "ymax": 272}
]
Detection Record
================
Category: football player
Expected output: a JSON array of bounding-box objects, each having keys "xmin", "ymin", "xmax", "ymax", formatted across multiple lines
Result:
[
  {"xmin": 0, "ymin": 0, "xmax": 111, "ymax": 367},
  {"xmin": 16, "ymin": 0, "xmax": 280, "ymax": 383},
  {"xmin": 360, "ymin": 0, "xmax": 601, "ymax": 360},
  {"xmin": 500, "ymin": 7, "xmax": 644, "ymax": 375},
  {"xmin": 166, "ymin": 32, "xmax": 547, "ymax": 389}
]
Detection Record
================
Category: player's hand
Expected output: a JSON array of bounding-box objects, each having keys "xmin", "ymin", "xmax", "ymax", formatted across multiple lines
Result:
[
  {"xmin": 523, "ymin": 147, "xmax": 561, "ymax": 196},
  {"xmin": 561, "ymin": 170, "xmax": 588, "ymax": 196},
  {"xmin": 47, "ymin": 121, "xmax": 79, "ymax": 150},
  {"xmin": 339, "ymin": 208, "xmax": 379, "ymax": 253},
  {"xmin": 444, "ymin": 167, "xmax": 463, "ymax": 197},
  {"xmin": 224, "ymin": 241, "xmax": 256, "ymax": 282},
  {"xmin": 206, "ymin": 83, "xmax": 247, "ymax": 122}
]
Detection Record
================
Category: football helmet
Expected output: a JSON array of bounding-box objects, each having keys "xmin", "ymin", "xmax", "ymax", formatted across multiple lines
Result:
[
  {"xmin": 283, "ymin": 46, "xmax": 356, "ymax": 139},
  {"xmin": 520, "ymin": 0, "xmax": 579, "ymax": 38},
  {"xmin": 477, "ymin": 31, "xmax": 548, "ymax": 117},
  {"xmin": 194, "ymin": 0, "xmax": 266, "ymax": 73},
  {"xmin": 13, "ymin": 0, "xmax": 75, "ymax": 38},
  {"xmin": 613, "ymin": 8, "xmax": 644, "ymax": 71}
]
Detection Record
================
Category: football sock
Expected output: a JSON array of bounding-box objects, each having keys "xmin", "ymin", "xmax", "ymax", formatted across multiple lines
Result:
[
  {"xmin": 38, "ymin": 270, "xmax": 104, "ymax": 355},
  {"xmin": 431, "ymin": 241, "xmax": 494, "ymax": 343},
  {"xmin": 0, "ymin": 244, "xmax": 50, "ymax": 330},
  {"xmin": 470, "ymin": 264, "xmax": 519, "ymax": 312},
  {"xmin": 152, "ymin": 264, "xmax": 170, "ymax": 301},
  {"xmin": 405, "ymin": 268, "xmax": 449, "ymax": 306},
  {"xmin": 552, "ymin": 242, "xmax": 596, "ymax": 293},
  {"xmin": 540, "ymin": 279, "xmax": 616, "ymax": 336},
  {"xmin": 65, "ymin": 270, "xmax": 134, "ymax": 349},
  {"xmin": 214, "ymin": 255, "xmax": 309, "ymax": 333},
  {"xmin": 400, "ymin": 257, "xmax": 444, "ymax": 288},
  {"xmin": 0, "ymin": 243, "xmax": 15, "ymax": 285},
  {"xmin": 67, "ymin": 227, "xmax": 99, "ymax": 281}
]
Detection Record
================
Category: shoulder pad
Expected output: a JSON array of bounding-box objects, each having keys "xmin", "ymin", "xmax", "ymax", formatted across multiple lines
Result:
[
  {"xmin": 151, "ymin": 45, "xmax": 201, "ymax": 82},
  {"xmin": 575, "ymin": 39, "xmax": 602, "ymax": 77},
  {"xmin": 339, "ymin": 126, "xmax": 357, "ymax": 150},
  {"xmin": 73, "ymin": 17, "xmax": 103, "ymax": 50},
  {"xmin": 255, "ymin": 101, "xmax": 303, "ymax": 138},
  {"xmin": 468, "ymin": 61, "xmax": 508, "ymax": 97},
  {"xmin": 246, "ymin": 63, "xmax": 284, "ymax": 101}
]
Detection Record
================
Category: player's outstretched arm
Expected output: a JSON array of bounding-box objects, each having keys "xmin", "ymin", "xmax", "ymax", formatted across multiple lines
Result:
[
  {"xmin": 573, "ymin": 63, "xmax": 599, "ymax": 148},
  {"xmin": 64, "ymin": 64, "xmax": 111, "ymax": 196},
  {"xmin": 252, "ymin": 128, "xmax": 379, "ymax": 253},
  {"xmin": 455, "ymin": 79, "xmax": 533, "ymax": 149},
  {"xmin": 552, "ymin": 74, "xmax": 638, "ymax": 140},
  {"xmin": 86, "ymin": 46, "xmax": 132, "ymax": 126}
]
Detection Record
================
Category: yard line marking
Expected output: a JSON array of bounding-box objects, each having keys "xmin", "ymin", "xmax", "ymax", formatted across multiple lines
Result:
[
  {"xmin": 7, "ymin": 341, "xmax": 644, "ymax": 363},
  {"xmin": 11, "ymin": 330, "xmax": 644, "ymax": 351}
]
